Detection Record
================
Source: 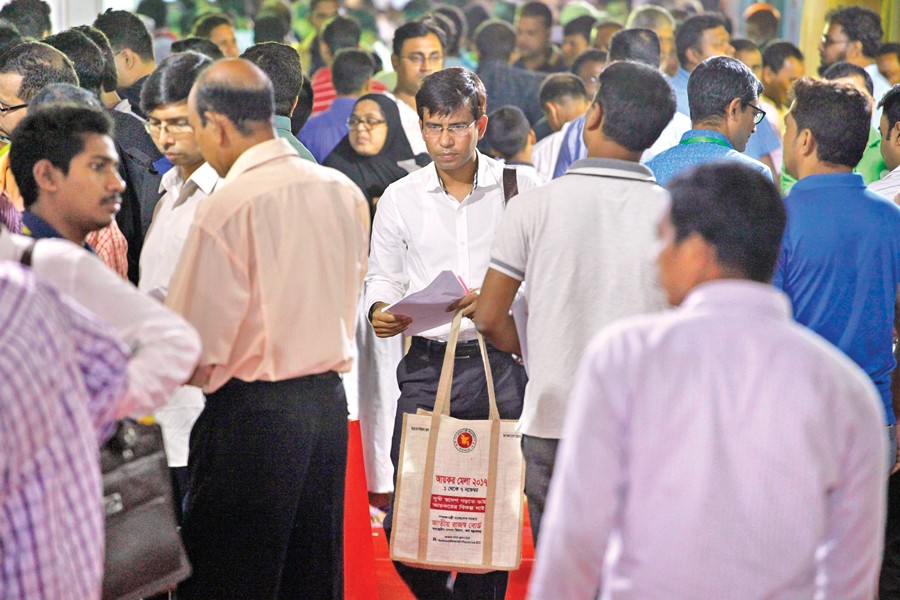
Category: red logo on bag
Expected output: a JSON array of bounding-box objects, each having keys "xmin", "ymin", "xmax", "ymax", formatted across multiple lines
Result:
[{"xmin": 454, "ymin": 429, "xmax": 476, "ymax": 453}]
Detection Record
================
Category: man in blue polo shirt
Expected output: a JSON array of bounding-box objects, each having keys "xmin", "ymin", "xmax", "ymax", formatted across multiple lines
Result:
[
  {"xmin": 646, "ymin": 56, "xmax": 772, "ymax": 187},
  {"xmin": 775, "ymin": 77, "xmax": 900, "ymax": 471}
]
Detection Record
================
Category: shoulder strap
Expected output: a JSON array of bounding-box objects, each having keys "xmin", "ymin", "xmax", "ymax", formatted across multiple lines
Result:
[
  {"xmin": 19, "ymin": 238, "xmax": 37, "ymax": 267},
  {"xmin": 502, "ymin": 167, "xmax": 519, "ymax": 205}
]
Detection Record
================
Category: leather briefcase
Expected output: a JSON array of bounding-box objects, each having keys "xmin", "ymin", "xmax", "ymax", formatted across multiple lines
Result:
[{"xmin": 101, "ymin": 419, "xmax": 191, "ymax": 600}]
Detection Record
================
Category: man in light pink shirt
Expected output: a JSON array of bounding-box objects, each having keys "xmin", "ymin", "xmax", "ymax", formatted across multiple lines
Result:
[{"xmin": 529, "ymin": 162, "xmax": 888, "ymax": 599}]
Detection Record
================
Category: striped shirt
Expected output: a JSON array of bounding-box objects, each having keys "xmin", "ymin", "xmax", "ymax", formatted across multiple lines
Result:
[{"xmin": 0, "ymin": 262, "xmax": 129, "ymax": 600}]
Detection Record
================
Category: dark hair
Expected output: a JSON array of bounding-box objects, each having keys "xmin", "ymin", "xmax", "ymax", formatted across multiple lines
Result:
[
  {"xmin": 745, "ymin": 6, "xmax": 779, "ymax": 37},
  {"xmin": 596, "ymin": 60, "xmax": 675, "ymax": 152},
  {"xmin": 141, "ymin": 51, "xmax": 212, "ymax": 114},
  {"xmin": 730, "ymin": 38, "xmax": 758, "ymax": 54},
  {"xmin": 136, "ymin": 0, "xmax": 167, "ymax": 30},
  {"xmin": 485, "ymin": 105, "xmax": 530, "ymax": 159},
  {"xmin": 879, "ymin": 84, "xmax": 900, "ymax": 133},
  {"xmin": 790, "ymin": 77, "xmax": 870, "ymax": 168},
  {"xmin": 564, "ymin": 15, "xmax": 597, "ymax": 42},
  {"xmin": 474, "ymin": 19, "xmax": 515, "ymax": 62},
  {"xmin": 675, "ymin": 13, "xmax": 726, "ymax": 67},
  {"xmin": 291, "ymin": 73, "xmax": 313, "ymax": 133},
  {"xmin": 10, "ymin": 106, "xmax": 113, "ymax": 208},
  {"xmin": 0, "ymin": 0, "xmax": 50, "ymax": 40},
  {"xmin": 241, "ymin": 42, "xmax": 302, "ymax": 117},
  {"xmin": 93, "ymin": 9, "xmax": 154, "ymax": 62},
  {"xmin": 608, "ymin": 28, "xmax": 660, "ymax": 67},
  {"xmin": 464, "ymin": 3, "xmax": 490, "ymax": 44},
  {"xmin": 668, "ymin": 162, "xmax": 786, "ymax": 283},
  {"xmin": 517, "ymin": 1, "xmax": 552, "ymax": 30},
  {"xmin": 416, "ymin": 66, "xmax": 485, "ymax": 121},
  {"xmin": 761, "ymin": 40, "xmax": 803, "ymax": 73},
  {"xmin": 192, "ymin": 12, "xmax": 233, "ymax": 39},
  {"xmin": 72, "ymin": 26, "xmax": 117, "ymax": 94},
  {"xmin": 254, "ymin": 10, "xmax": 291, "ymax": 44},
  {"xmin": 0, "ymin": 42, "xmax": 78, "ymax": 102},
  {"xmin": 539, "ymin": 72, "xmax": 588, "ymax": 106},
  {"xmin": 881, "ymin": 43, "xmax": 900, "ymax": 58},
  {"xmin": 194, "ymin": 69, "xmax": 274, "ymax": 135},
  {"xmin": 43, "ymin": 29, "xmax": 106, "ymax": 96},
  {"xmin": 322, "ymin": 16, "xmax": 361, "ymax": 54},
  {"xmin": 571, "ymin": 48, "xmax": 608, "ymax": 75},
  {"xmin": 0, "ymin": 19, "xmax": 21, "ymax": 53},
  {"xmin": 170, "ymin": 37, "xmax": 224, "ymax": 60},
  {"xmin": 332, "ymin": 48, "xmax": 374, "ymax": 95},
  {"xmin": 822, "ymin": 61, "xmax": 874, "ymax": 97},
  {"xmin": 31, "ymin": 82, "xmax": 103, "ymax": 109},
  {"xmin": 432, "ymin": 5, "xmax": 467, "ymax": 55},
  {"xmin": 392, "ymin": 19, "xmax": 446, "ymax": 57},
  {"xmin": 827, "ymin": 6, "xmax": 883, "ymax": 59},
  {"xmin": 688, "ymin": 56, "xmax": 762, "ymax": 122}
]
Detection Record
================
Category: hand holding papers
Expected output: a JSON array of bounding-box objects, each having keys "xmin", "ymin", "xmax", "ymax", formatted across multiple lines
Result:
[{"xmin": 387, "ymin": 271, "xmax": 469, "ymax": 336}]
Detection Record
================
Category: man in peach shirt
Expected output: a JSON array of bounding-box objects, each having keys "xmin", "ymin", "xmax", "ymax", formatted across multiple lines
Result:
[{"xmin": 166, "ymin": 59, "xmax": 370, "ymax": 599}]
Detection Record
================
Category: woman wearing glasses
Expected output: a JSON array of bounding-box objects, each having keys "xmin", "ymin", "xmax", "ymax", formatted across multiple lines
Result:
[{"xmin": 324, "ymin": 93, "xmax": 430, "ymax": 216}]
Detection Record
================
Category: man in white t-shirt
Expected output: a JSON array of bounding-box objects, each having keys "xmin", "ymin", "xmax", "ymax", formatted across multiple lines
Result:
[{"xmin": 474, "ymin": 61, "xmax": 675, "ymax": 544}]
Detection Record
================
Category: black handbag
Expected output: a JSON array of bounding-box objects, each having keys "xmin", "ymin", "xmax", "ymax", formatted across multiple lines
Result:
[{"xmin": 101, "ymin": 419, "xmax": 192, "ymax": 600}]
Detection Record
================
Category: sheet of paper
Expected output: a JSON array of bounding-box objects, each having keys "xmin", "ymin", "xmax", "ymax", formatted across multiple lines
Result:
[
  {"xmin": 387, "ymin": 271, "xmax": 468, "ymax": 336},
  {"xmin": 511, "ymin": 296, "xmax": 529, "ymax": 375}
]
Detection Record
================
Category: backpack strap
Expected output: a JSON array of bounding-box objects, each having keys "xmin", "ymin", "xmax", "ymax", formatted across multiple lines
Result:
[{"xmin": 502, "ymin": 167, "xmax": 519, "ymax": 205}]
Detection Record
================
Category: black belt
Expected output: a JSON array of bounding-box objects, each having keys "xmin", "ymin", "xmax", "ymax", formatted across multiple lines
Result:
[{"xmin": 410, "ymin": 336, "xmax": 486, "ymax": 358}]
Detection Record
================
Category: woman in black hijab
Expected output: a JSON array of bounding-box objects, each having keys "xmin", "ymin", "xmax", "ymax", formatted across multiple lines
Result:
[{"xmin": 324, "ymin": 93, "xmax": 430, "ymax": 213}]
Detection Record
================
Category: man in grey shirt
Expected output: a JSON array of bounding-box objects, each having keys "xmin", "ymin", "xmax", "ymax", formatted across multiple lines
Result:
[{"xmin": 474, "ymin": 60, "xmax": 676, "ymax": 544}]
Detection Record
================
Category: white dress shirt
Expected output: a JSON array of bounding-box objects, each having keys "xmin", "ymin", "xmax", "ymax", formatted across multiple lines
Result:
[
  {"xmin": 139, "ymin": 162, "xmax": 220, "ymax": 467},
  {"xmin": 866, "ymin": 63, "xmax": 891, "ymax": 129},
  {"xmin": 869, "ymin": 164, "xmax": 900, "ymax": 203},
  {"xmin": 0, "ymin": 227, "xmax": 201, "ymax": 419},
  {"xmin": 365, "ymin": 151, "xmax": 542, "ymax": 340},
  {"xmin": 386, "ymin": 92, "xmax": 428, "ymax": 155},
  {"xmin": 529, "ymin": 280, "xmax": 887, "ymax": 600}
]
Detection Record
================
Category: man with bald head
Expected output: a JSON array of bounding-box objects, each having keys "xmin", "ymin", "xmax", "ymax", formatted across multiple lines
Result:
[{"xmin": 166, "ymin": 58, "xmax": 370, "ymax": 599}]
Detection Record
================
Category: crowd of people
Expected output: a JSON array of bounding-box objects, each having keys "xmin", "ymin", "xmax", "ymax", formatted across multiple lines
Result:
[{"xmin": 1, "ymin": 0, "xmax": 900, "ymax": 598}]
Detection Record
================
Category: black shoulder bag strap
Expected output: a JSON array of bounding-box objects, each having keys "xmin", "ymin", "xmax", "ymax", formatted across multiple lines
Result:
[
  {"xmin": 502, "ymin": 167, "xmax": 519, "ymax": 205},
  {"xmin": 19, "ymin": 238, "xmax": 37, "ymax": 267}
]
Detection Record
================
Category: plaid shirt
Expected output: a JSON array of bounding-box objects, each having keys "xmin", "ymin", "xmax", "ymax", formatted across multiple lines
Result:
[
  {"xmin": 0, "ymin": 263, "xmax": 129, "ymax": 600},
  {"xmin": 85, "ymin": 221, "xmax": 129, "ymax": 280}
]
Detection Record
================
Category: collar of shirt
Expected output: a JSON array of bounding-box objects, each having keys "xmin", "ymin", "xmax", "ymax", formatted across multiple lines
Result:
[
  {"xmin": 224, "ymin": 137, "xmax": 297, "ymax": 185},
  {"xmin": 568, "ymin": 157, "xmax": 657, "ymax": 182},
  {"xmin": 791, "ymin": 171, "xmax": 865, "ymax": 194},
  {"xmin": 273, "ymin": 115, "xmax": 294, "ymax": 136},
  {"xmin": 426, "ymin": 150, "xmax": 493, "ymax": 199},
  {"xmin": 21, "ymin": 211, "xmax": 94, "ymax": 252},
  {"xmin": 680, "ymin": 129, "xmax": 733, "ymax": 148},
  {"xmin": 160, "ymin": 161, "xmax": 220, "ymax": 199},
  {"xmin": 680, "ymin": 279, "xmax": 792, "ymax": 321}
]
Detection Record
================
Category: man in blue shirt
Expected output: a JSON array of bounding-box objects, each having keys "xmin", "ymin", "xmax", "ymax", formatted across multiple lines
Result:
[
  {"xmin": 775, "ymin": 77, "xmax": 900, "ymax": 466},
  {"xmin": 671, "ymin": 14, "xmax": 734, "ymax": 116},
  {"xmin": 300, "ymin": 48, "xmax": 374, "ymax": 162},
  {"xmin": 646, "ymin": 56, "xmax": 771, "ymax": 187}
]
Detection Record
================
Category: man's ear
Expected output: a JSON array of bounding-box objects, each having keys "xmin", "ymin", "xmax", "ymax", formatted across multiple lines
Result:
[
  {"xmin": 122, "ymin": 48, "xmax": 136, "ymax": 70},
  {"xmin": 203, "ymin": 111, "xmax": 229, "ymax": 146},
  {"xmin": 726, "ymin": 97, "xmax": 743, "ymax": 122},
  {"xmin": 796, "ymin": 127, "xmax": 816, "ymax": 159},
  {"xmin": 684, "ymin": 46, "xmax": 702, "ymax": 69},
  {"xmin": 584, "ymin": 101, "xmax": 602, "ymax": 131},
  {"xmin": 476, "ymin": 114, "xmax": 488, "ymax": 140},
  {"xmin": 846, "ymin": 40, "xmax": 864, "ymax": 61},
  {"xmin": 390, "ymin": 54, "xmax": 399, "ymax": 72},
  {"xmin": 32, "ymin": 159, "xmax": 59, "ymax": 195},
  {"xmin": 289, "ymin": 96, "xmax": 298, "ymax": 118},
  {"xmin": 891, "ymin": 121, "xmax": 900, "ymax": 146}
]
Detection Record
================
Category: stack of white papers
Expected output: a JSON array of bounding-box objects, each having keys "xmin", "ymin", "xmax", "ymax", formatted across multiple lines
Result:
[{"xmin": 387, "ymin": 271, "xmax": 468, "ymax": 336}]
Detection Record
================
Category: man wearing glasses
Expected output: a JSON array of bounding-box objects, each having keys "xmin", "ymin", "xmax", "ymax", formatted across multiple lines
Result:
[
  {"xmin": 646, "ymin": 56, "xmax": 772, "ymax": 188},
  {"xmin": 365, "ymin": 67, "xmax": 542, "ymax": 600},
  {"xmin": 389, "ymin": 19, "xmax": 445, "ymax": 155}
]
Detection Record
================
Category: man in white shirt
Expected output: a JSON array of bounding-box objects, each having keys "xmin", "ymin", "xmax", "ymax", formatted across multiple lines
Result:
[
  {"xmin": 870, "ymin": 84, "xmax": 900, "ymax": 202},
  {"xmin": 528, "ymin": 162, "xmax": 887, "ymax": 600},
  {"xmin": 474, "ymin": 60, "xmax": 675, "ymax": 545},
  {"xmin": 366, "ymin": 67, "xmax": 541, "ymax": 599},
  {"xmin": 531, "ymin": 73, "xmax": 590, "ymax": 181},
  {"xmin": 138, "ymin": 49, "xmax": 220, "ymax": 522},
  {"xmin": 389, "ymin": 19, "xmax": 445, "ymax": 156}
]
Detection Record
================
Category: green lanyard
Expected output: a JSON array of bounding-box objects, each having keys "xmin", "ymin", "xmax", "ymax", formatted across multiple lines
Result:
[{"xmin": 680, "ymin": 136, "xmax": 732, "ymax": 148}]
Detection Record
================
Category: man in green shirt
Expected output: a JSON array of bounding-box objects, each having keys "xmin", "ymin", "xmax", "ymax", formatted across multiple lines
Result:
[{"xmin": 242, "ymin": 42, "xmax": 318, "ymax": 163}]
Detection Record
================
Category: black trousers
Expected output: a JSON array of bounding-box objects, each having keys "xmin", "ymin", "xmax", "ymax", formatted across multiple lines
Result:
[
  {"xmin": 178, "ymin": 374, "xmax": 348, "ymax": 600},
  {"xmin": 384, "ymin": 338, "xmax": 527, "ymax": 600}
]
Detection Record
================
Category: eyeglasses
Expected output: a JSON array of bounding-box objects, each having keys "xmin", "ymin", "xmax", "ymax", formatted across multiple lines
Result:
[
  {"xmin": 0, "ymin": 102, "xmax": 27, "ymax": 114},
  {"xmin": 422, "ymin": 120, "xmax": 476, "ymax": 139},
  {"xmin": 144, "ymin": 120, "xmax": 194, "ymax": 137},
  {"xmin": 347, "ymin": 116, "xmax": 387, "ymax": 130},
  {"xmin": 821, "ymin": 35, "xmax": 849, "ymax": 47},
  {"xmin": 401, "ymin": 52, "xmax": 443, "ymax": 67},
  {"xmin": 744, "ymin": 103, "xmax": 766, "ymax": 125}
]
